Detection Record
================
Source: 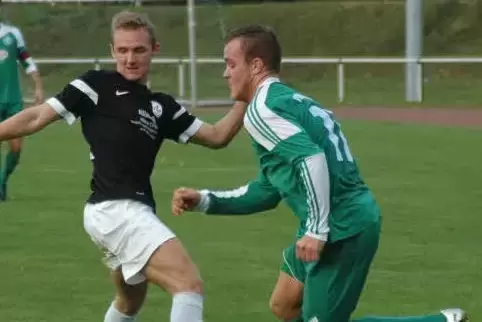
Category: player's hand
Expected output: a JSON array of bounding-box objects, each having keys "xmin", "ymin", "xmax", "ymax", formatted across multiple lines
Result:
[
  {"xmin": 34, "ymin": 87, "xmax": 44, "ymax": 104},
  {"xmin": 171, "ymin": 187, "xmax": 201, "ymax": 216},
  {"xmin": 296, "ymin": 235, "xmax": 325, "ymax": 262}
]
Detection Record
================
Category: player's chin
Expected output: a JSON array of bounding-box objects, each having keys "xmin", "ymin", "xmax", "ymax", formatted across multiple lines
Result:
[
  {"xmin": 123, "ymin": 70, "xmax": 145, "ymax": 81},
  {"xmin": 230, "ymin": 89, "xmax": 242, "ymax": 101}
]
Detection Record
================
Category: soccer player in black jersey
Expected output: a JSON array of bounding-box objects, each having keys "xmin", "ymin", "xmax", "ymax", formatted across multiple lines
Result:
[{"xmin": 0, "ymin": 11, "xmax": 247, "ymax": 322}]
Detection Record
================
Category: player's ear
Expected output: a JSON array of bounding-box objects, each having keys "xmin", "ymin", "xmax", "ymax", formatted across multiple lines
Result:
[
  {"xmin": 152, "ymin": 41, "xmax": 160, "ymax": 54},
  {"xmin": 251, "ymin": 57, "xmax": 263, "ymax": 75}
]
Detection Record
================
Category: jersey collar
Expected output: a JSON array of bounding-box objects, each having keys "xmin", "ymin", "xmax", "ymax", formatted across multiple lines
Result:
[{"xmin": 258, "ymin": 76, "xmax": 280, "ymax": 89}]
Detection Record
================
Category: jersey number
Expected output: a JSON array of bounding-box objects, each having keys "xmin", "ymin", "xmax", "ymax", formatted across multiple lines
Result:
[{"xmin": 309, "ymin": 105, "xmax": 354, "ymax": 162}]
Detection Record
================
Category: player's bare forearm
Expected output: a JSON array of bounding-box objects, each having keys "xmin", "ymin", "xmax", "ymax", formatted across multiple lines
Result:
[
  {"xmin": 0, "ymin": 103, "xmax": 59, "ymax": 141},
  {"xmin": 30, "ymin": 71, "xmax": 42, "ymax": 88},
  {"xmin": 30, "ymin": 71, "xmax": 44, "ymax": 103},
  {"xmin": 211, "ymin": 101, "xmax": 247, "ymax": 147},
  {"xmin": 190, "ymin": 101, "xmax": 247, "ymax": 148}
]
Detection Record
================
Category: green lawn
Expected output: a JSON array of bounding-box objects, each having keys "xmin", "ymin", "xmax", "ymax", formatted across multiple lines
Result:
[{"xmin": 0, "ymin": 113, "xmax": 480, "ymax": 321}]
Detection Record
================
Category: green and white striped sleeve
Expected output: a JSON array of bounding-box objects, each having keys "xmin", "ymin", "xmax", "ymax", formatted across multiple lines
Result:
[
  {"xmin": 194, "ymin": 171, "xmax": 281, "ymax": 215},
  {"xmin": 12, "ymin": 26, "xmax": 37, "ymax": 74},
  {"xmin": 299, "ymin": 153, "xmax": 331, "ymax": 241},
  {"xmin": 244, "ymin": 88, "xmax": 330, "ymax": 241}
]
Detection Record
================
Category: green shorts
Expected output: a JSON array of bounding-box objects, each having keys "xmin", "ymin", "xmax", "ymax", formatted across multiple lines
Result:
[
  {"xmin": 280, "ymin": 220, "xmax": 381, "ymax": 322},
  {"xmin": 0, "ymin": 102, "xmax": 23, "ymax": 121}
]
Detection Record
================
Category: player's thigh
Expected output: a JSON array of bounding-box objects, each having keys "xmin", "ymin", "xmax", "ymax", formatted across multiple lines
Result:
[
  {"xmin": 143, "ymin": 237, "xmax": 203, "ymax": 295},
  {"xmin": 280, "ymin": 243, "xmax": 306, "ymax": 283},
  {"xmin": 269, "ymin": 270, "xmax": 303, "ymax": 319},
  {"xmin": 111, "ymin": 269, "xmax": 148, "ymax": 315},
  {"xmin": 302, "ymin": 221, "xmax": 381, "ymax": 322},
  {"xmin": 268, "ymin": 244, "xmax": 305, "ymax": 317},
  {"xmin": 83, "ymin": 199, "xmax": 178, "ymax": 286}
]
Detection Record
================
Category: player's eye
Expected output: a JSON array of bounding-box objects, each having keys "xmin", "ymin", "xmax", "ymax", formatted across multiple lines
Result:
[{"xmin": 135, "ymin": 47, "xmax": 148, "ymax": 54}]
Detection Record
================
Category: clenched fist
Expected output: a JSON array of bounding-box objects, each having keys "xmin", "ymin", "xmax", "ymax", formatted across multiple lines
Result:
[
  {"xmin": 296, "ymin": 235, "xmax": 325, "ymax": 262},
  {"xmin": 171, "ymin": 187, "xmax": 201, "ymax": 216}
]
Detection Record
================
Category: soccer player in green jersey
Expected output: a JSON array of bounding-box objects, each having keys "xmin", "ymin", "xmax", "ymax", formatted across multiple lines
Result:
[
  {"xmin": 0, "ymin": 13, "xmax": 43, "ymax": 200},
  {"xmin": 171, "ymin": 25, "xmax": 468, "ymax": 322}
]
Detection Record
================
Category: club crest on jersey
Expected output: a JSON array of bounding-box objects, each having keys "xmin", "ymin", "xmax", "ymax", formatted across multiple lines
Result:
[
  {"xmin": 2, "ymin": 35, "xmax": 13, "ymax": 46},
  {"xmin": 0, "ymin": 49, "xmax": 8, "ymax": 61},
  {"xmin": 151, "ymin": 100, "xmax": 163, "ymax": 118}
]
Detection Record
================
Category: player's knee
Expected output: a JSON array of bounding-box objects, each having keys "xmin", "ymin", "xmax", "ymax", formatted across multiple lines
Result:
[{"xmin": 172, "ymin": 271, "xmax": 204, "ymax": 295}]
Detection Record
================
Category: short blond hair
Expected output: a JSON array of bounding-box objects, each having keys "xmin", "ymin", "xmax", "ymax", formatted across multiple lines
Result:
[{"xmin": 111, "ymin": 11, "xmax": 157, "ymax": 45}]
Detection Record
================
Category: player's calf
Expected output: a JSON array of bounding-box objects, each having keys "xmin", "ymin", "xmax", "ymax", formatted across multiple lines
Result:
[{"xmin": 113, "ymin": 270, "xmax": 148, "ymax": 315}]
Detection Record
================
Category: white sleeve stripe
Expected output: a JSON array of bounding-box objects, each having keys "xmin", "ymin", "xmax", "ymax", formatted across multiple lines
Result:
[
  {"xmin": 302, "ymin": 153, "xmax": 330, "ymax": 236},
  {"xmin": 46, "ymin": 97, "xmax": 77, "ymax": 125},
  {"xmin": 178, "ymin": 118, "xmax": 204, "ymax": 143},
  {"xmin": 173, "ymin": 106, "xmax": 186, "ymax": 120},
  {"xmin": 244, "ymin": 83, "xmax": 302, "ymax": 152},
  {"xmin": 70, "ymin": 79, "xmax": 98, "ymax": 105},
  {"xmin": 300, "ymin": 163, "xmax": 318, "ymax": 233},
  {"xmin": 11, "ymin": 27, "xmax": 26, "ymax": 48},
  {"xmin": 209, "ymin": 185, "xmax": 249, "ymax": 199},
  {"xmin": 24, "ymin": 57, "xmax": 37, "ymax": 74}
]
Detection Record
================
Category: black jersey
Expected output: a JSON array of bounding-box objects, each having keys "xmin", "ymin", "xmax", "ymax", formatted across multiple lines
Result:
[{"xmin": 46, "ymin": 70, "xmax": 202, "ymax": 210}]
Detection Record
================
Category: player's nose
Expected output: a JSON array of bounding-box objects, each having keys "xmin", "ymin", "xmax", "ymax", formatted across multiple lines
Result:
[{"xmin": 126, "ymin": 52, "xmax": 136, "ymax": 64}]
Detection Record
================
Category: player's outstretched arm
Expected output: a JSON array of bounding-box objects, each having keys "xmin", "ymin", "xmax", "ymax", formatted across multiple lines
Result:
[
  {"xmin": 172, "ymin": 174, "xmax": 281, "ymax": 216},
  {"xmin": 0, "ymin": 103, "xmax": 60, "ymax": 141},
  {"xmin": 29, "ymin": 71, "xmax": 44, "ymax": 104},
  {"xmin": 189, "ymin": 101, "xmax": 248, "ymax": 149}
]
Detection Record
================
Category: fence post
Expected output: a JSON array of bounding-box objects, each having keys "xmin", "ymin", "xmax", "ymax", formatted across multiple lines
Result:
[
  {"xmin": 416, "ymin": 61, "xmax": 423, "ymax": 103},
  {"xmin": 178, "ymin": 61, "xmax": 186, "ymax": 100},
  {"xmin": 337, "ymin": 61, "xmax": 345, "ymax": 103}
]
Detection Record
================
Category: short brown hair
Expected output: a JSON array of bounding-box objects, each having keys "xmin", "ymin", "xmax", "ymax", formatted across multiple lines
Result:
[
  {"xmin": 225, "ymin": 25, "xmax": 282, "ymax": 73},
  {"xmin": 111, "ymin": 11, "xmax": 157, "ymax": 45}
]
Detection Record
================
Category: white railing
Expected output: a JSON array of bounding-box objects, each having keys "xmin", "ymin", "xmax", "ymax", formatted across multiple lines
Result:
[
  {"xmin": 3, "ymin": 0, "xmax": 141, "ymax": 3},
  {"xmin": 34, "ymin": 56, "xmax": 482, "ymax": 105}
]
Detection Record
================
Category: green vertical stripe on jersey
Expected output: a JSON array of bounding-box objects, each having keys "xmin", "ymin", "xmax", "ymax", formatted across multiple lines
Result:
[{"xmin": 301, "ymin": 160, "xmax": 320, "ymax": 234}]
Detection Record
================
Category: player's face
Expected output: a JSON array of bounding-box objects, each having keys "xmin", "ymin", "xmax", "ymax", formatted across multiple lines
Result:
[
  {"xmin": 223, "ymin": 38, "xmax": 254, "ymax": 102},
  {"xmin": 111, "ymin": 27, "xmax": 160, "ymax": 83}
]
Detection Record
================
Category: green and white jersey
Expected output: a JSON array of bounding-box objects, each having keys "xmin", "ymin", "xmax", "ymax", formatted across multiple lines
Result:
[
  {"xmin": 0, "ymin": 23, "xmax": 37, "ymax": 103},
  {"xmin": 199, "ymin": 77, "xmax": 380, "ymax": 243}
]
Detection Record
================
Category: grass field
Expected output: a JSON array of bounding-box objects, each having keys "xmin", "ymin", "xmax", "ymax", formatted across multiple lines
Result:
[{"xmin": 0, "ymin": 112, "xmax": 480, "ymax": 321}]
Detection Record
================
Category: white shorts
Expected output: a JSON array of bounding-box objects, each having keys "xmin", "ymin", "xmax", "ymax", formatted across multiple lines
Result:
[{"xmin": 83, "ymin": 199, "xmax": 176, "ymax": 285}]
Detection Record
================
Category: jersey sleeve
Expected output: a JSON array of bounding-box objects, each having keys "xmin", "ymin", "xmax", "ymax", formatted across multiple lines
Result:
[
  {"xmin": 196, "ymin": 170, "xmax": 281, "ymax": 215},
  {"xmin": 164, "ymin": 98, "xmax": 203, "ymax": 143},
  {"xmin": 11, "ymin": 27, "xmax": 37, "ymax": 74},
  {"xmin": 245, "ymin": 95, "xmax": 330, "ymax": 240},
  {"xmin": 45, "ymin": 70, "xmax": 99, "ymax": 126}
]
